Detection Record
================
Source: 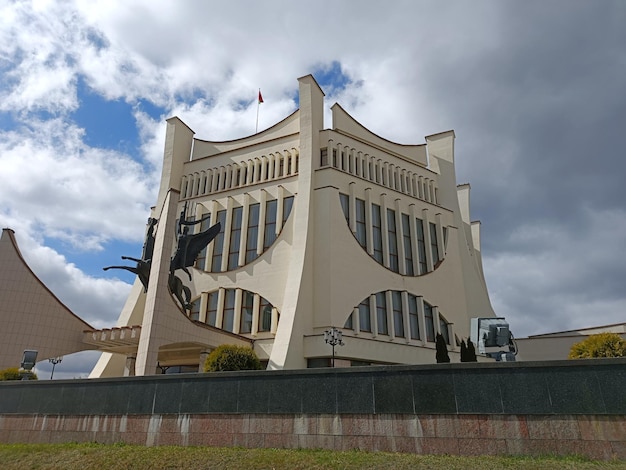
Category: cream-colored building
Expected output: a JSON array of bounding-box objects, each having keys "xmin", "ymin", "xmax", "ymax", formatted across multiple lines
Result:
[
  {"xmin": 0, "ymin": 75, "xmax": 498, "ymax": 376},
  {"xmin": 89, "ymin": 74, "xmax": 496, "ymax": 376}
]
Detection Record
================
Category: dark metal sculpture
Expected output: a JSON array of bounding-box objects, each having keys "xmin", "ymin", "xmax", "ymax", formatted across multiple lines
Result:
[{"xmin": 103, "ymin": 218, "xmax": 158, "ymax": 292}]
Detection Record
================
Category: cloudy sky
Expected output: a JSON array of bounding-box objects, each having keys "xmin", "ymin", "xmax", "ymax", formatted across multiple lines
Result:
[{"xmin": 1, "ymin": 0, "xmax": 625, "ymax": 378}]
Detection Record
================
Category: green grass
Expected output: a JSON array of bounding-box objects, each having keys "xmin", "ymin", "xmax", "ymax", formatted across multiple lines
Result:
[{"xmin": 0, "ymin": 443, "xmax": 624, "ymax": 469}]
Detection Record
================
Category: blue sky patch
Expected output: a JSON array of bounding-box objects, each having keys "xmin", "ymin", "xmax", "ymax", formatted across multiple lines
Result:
[{"xmin": 312, "ymin": 61, "xmax": 351, "ymax": 95}]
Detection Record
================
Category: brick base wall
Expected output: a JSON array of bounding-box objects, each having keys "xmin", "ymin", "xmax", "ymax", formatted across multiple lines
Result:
[{"xmin": 0, "ymin": 413, "xmax": 624, "ymax": 460}]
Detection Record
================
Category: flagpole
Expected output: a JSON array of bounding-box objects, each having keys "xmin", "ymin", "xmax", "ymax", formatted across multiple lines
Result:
[{"xmin": 255, "ymin": 88, "xmax": 260, "ymax": 134}]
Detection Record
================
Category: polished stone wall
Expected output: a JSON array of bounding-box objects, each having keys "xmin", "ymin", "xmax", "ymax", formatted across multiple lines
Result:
[{"xmin": 1, "ymin": 360, "xmax": 625, "ymax": 460}]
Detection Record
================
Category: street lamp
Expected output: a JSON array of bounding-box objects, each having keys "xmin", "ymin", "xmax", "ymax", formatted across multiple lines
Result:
[
  {"xmin": 324, "ymin": 327, "xmax": 345, "ymax": 368},
  {"xmin": 48, "ymin": 357, "xmax": 63, "ymax": 380}
]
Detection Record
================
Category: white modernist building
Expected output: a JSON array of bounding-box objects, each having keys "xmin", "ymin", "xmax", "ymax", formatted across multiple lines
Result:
[{"xmin": 84, "ymin": 74, "xmax": 497, "ymax": 376}]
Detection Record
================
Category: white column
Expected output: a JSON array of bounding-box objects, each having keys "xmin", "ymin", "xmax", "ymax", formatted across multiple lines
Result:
[
  {"xmin": 216, "ymin": 287, "xmax": 225, "ymax": 329},
  {"xmin": 251, "ymin": 293, "xmax": 260, "ymax": 336},
  {"xmin": 270, "ymin": 307, "xmax": 279, "ymax": 334},
  {"xmin": 233, "ymin": 288, "xmax": 243, "ymax": 334},
  {"xmin": 353, "ymin": 307, "xmax": 360, "ymax": 334},
  {"xmin": 199, "ymin": 292, "xmax": 209, "ymax": 323}
]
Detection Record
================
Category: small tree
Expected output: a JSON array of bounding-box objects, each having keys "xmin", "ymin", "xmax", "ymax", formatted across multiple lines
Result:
[
  {"xmin": 0, "ymin": 367, "xmax": 37, "ymax": 380},
  {"xmin": 568, "ymin": 333, "xmax": 626, "ymax": 359},
  {"xmin": 459, "ymin": 339, "xmax": 467, "ymax": 362},
  {"xmin": 435, "ymin": 333, "xmax": 450, "ymax": 363},
  {"xmin": 466, "ymin": 339, "xmax": 478, "ymax": 362},
  {"xmin": 203, "ymin": 345, "xmax": 263, "ymax": 372}
]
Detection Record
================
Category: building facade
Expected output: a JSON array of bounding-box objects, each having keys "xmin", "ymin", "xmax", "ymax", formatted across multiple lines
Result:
[{"xmin": 87, "ymin": 75, "xmax": 496, "ymax": 376}]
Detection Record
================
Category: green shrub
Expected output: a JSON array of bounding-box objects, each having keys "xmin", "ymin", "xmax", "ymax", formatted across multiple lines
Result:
[
  {"xmin": 568, "ymin": 333, "xmax": 626, "ymax": 359},
  {"xmin": 0, "ymin": 367, "xmax": 37, "ymax": 380},
  {"xmin": 203, "ymin": 345, "xmax": 263, "ymax": 372}
]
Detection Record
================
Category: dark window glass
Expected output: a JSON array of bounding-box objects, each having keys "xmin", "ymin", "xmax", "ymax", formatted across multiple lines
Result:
[
  {"xmin": 359, "ymin": 298, "xmax": 371, "ymax": 332},
  {"xmin": 263, "ymin": 199, "xmax": 278, "ymax": 249},
  {"xmin": 189, "ymin": 298, "xmax": 201, "ymax": 322},
  {"xmin": 283, "ymin": 196, "xmax": 294, "ymax": 225},
  {"xmin": 227, "ymin": 206, "xmax": 243, "ymax": 270},
  {"xmin": 439, "ymin": 314, "xmax": 450, "ymax": 345},
  {"xmin": 245, "ymin": 203, "xmax": 260, "ymax": 263},
  {"xmin": 416, "ymin": 218, "xmax": 427, "ymax": 274},
  {"xmin": 339, "ymin": 193, "xmax": 349, "ymax": 224},
  {"xmin": 344, "ymin": 313, "xmax": 353, "ymax": 329},
  {"xmin": 320, "ymin": 148, "xmax": 328, "ymax": 166},
  {"xmin": 240, "ymin": 291, "xmax": 254, "ymax": 334},
  {"xmin": 195, "ymin": 214, "xmax": 211, "ymax": 270},
  {"xmin": 332, "ymin": 149, "xmax": 337, "ymax": 167},
  {"xmin": 210, "ymin": 210, "xmax": 227, "ymax": 272},
  {"xmin": 372, "ymin": 204, "xmax": 383, "ymax": 263},
  {"xmin": 408, "ymin": 294, "xmax": 420, "ymax": 340},
  {"xmin": 392, "ymin": 291, "xmax": 404, "ymax": 337},
  {"xmin": 376, "ymin": 291, "xmax": 388, "ymax": 335},
  {"xmin": 443, "ymin": 226, "xmax": 448, "ymax": 251},
  {"xmin": 387, "ymin": 209, "xmax": 399, "ymax": 272},
  {"xmin": 259, "ymin": 297, "xmax": 272, "ymax": 332},
  {"xmin": 402, "ymin": 213, "xmax": 414, "ymax": 276},
  {"xmin": 430, "ymin": 222, "xmax": 440, "ymax": 265},
  {"xmin": 355, "ymin": 198, "xmax": 367, "ymax": 248},
  {"xmin": 424, "ymin": 302, "xmax": 435, "ymax": 342},
  {"xmin": 222, "ymin": 289, "xmax": 235, "ymax": 332},
  {"xmin": 206, "ymin": 291, "xmax": 218, "ymax": 327}
]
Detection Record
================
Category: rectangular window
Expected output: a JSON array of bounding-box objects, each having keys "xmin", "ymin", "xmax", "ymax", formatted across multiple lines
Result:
[
  {"xmin": 416, "ymin": 218, "xmax": 427, "ymax": 274},
  {"xmin": 376, "ymin": 291, "xmax": 388, "ymax": 335},
  {"xmin": 408, "ymin": 294, "xmax": 420, "ymax": 340},
  {"xmin": 206, "ymin": 291, "xmax": 218, "ymax": 327},
  {"xmin": 443, "ymin": 226, "xmax": 448, "ymax": 251},
  {"xmin": 263, "ymin": 199, "xmax": 278, "ymax": 249},
  {"xmin": 430, "ymin": 222, "xmax": 440, "ymax": 266},
  {"xmin": 240, "ymin": 291, "xmax": 254, "ymax": 334},
  {"xmin": 358, "ymin": 298, "xmax": 371, "ymax": 332},
  {"xmin": 392, "ymin": 291, "xmax": 404, "ymax": 337},
  {"xmin": 439, "ymin": 314, "xmax": 450, "ymax": 345},
  {"xmin": 424, "ymin": 302, "xmax": 435, "ymax": 342},
  {"xmin": 259, "ymin": 298, "xmax": 272, "ymax": 332},
  {"xmin": 355, "ymin": 198, "xmax": 367, "ymax": 248},
  {"xmin": 402, "ymin": 213, "xmax": 414, "ymax": 276},
  {"xmin": 320, "ymin": 148, "xmax": 328, "ymax": 166},
  {"xmin": 372, "ymin": 204, "xmax": 383, "ymax": 263},
  {"xmin": 339, "ymin": 193, "xmax": 349, "ymax": 224},
  {"xmin": 283, "ymin": 196, "xmax": 294, "ymax": 225},
  {"xmin": 195, "ymin": 214, "xmax": 211, "ymax": 270},
  {"xmin": 332, "ymin": 148, "xmax": 338, "ymax": 167},
  {"xmin": 344, "ymin": 313, "xmax": 353, "ymax": 329},
  {"xmin": 245, "ymin": 203, "xmax": 260, "ymax": 263},
  {"xmin": 387, "ymin": 209, "xmax": 399, "ymax": 272},
  {"xmin": 222, "ymin": 289, "xmax": 235, "ymax": 332},
  {"xmin": 189, "ymin": 298, "xmax": 200, "ymax": 322},
  {"xmin": 227, "ymin": 206, "xmax": 243, "ymax": 270},
  {"xmin": 210, "ymin": 210, "xmax": 227, "ymax": 272}
]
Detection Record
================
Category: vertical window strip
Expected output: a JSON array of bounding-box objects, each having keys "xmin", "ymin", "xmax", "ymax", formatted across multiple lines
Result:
[
  {"xmin": 283, "ymin": 196, "xmax": 294, "ymax": 225},
  {"xmin": 375, "ymin": 291, "xmax": 388, "ymax": 335},
  {"xmin": 402, "ymin": 213, "xmax": 414, "ymax": 276},
  {"xmin": 245, "ymin": 203, "xmax": 260, "ymax": 263},
  {"xmin": 387, "ymin": 209, "xmax": 399, "ymax": 273},
  {"xmin": 206, "ymin": 291, "xmax": 219, "ymax": 327},
  {"xmin": 189, "ymin": 298, "xmax": 201, "ymax": 321},
  {"xmin": 424, "ymin": 302, "xmax": 435, "ymax": 342},
  {"xmin": 439, "ymin": 314, "xmax": 450, "ymax": 345},
  {"xmin": 408, "ymin": 294, "xmax": 420, "ymax": 340},
  {"xmin": 339, "ymin": 193, "xmax": 349, "ymax": 225},
  {"xmin": 320, "ymin": 148, "xmax": 328, "ymax": 166},
  {"xmin": 358, "ymin": 298, "xmax": 372, "ymax": 332},
  {"xmin": 222, "ymin": 289, "xmax": 236, "ymax": 332},
  {"xmin": 259, "ymin": 297, "xmax": 272, "ymax": 332},
  {"xmin": 416, "ymin": 218, "xmax": 427, "ymax": 275},
  {"xmin": 240, "ymin": 291, "xmax": 254, "ymax": 334},
  {"xmin": 344, "ymin": 313, "xmax": 353, "ymax": 329},
  {"xmin": 355, "ymin": 198, "xmax": 367, "ymax": 248},
  {"xmin": 195, "ymin": 214, "xmax": 211, "ymax": 270},
  {"xmin": 227, "ymin": 207, "xmax": 243, "ymax": 270},
  {"xmin": 210, "ymin": 210, "xmax": 227, "ymax": 272},
  {"xmin": 430, "ymin": 222, "xmax": 440, "ymax": 265},
  {"xmin": 392, "ymin": 291, "xmax": 404, "ymax": 337},
  {"xmin": 372, "ymin": 204, "xmax": 383, "ymax": 263},
  {"xmin": 263, "ymin": 199, "xmax": 278, "ymax": 249}
]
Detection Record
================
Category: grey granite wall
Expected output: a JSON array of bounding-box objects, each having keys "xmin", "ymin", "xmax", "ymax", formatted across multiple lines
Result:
[{"xmin": 1, "ymin": 359, "xmax": 624, "ymax": 416}]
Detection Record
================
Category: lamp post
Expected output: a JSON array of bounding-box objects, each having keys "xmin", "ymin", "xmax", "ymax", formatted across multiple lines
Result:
[
  {"xmin": 324, "ymin": 327, "xmax": 345, "ymax": 368},
  {"xmin": 48, "ymin": 357, "xmax": 63, "ymax": 380}
]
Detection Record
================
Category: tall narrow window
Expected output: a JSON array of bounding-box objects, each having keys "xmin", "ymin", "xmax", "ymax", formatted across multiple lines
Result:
[
  {"xmin": 387, "ymin": 209, "xmax": 399, "ymax": 272},
  {"xmin": 359, "ymin": 298, "xmax": 371, "ymax": 332},
  {"xmin": 439, "ymin": 314, "xmax": 450, "ymax": 345},
  {"xmin": 416, "ymin": 218, "xmax": 427, "ymax": 274},
  {"xmin": 430, "ymin": 222, "xmax": 440, "ymax": 265},
  {"xmin": 259, "ymin": 298, "xmax": 272, "ymax": 332},
  {"xmin": 402, "ymin": 213, "xmax": 414, "ymax": 275},
  {"xmin": 227, "ymin": 206, "xmax": 243, "ymax": 270},
  {"xmin": 222, "ymin": 289, "xmax": 235, "ymax": 332},
  {"xmin": 240, "ymin": 291, "xmax": 254, "ymax": 334},
  {"xmin": 320, "ymin": 148, "xmax": 328, "ymax": 166},
  {"xmin": 245, "ymin": 203, "xmax": 260, "ymax": 263},
  {"xmin": 189, "ymin": 298, "xmax": 201, "ymax": 322},
  {"xmin": 424, "ymin": 302, "xmax": 435, "ymax": 342},
  {"xmin": 376, "ymin": 291, "xmax": 388, "ymax": 335},
  {"xmin": 332, "ymin": 148, "xmax": 338, "ymax": 167},
  {"xmin": 408, "ymin": 294, "xmax": 420, "ymax": 340},
  {"xmin": 392, "ymin": 291, "xmax": 404, "ymax": 337},
  {"xmin": 206, "ymin": 291, "xmax": 219, "ymax": 327},
  {"xmin": 443, "ymin": 226, "xmax": 448, "ymax": 251},
  {"xmin": 344, "ymin": 313, "xmax": 353, "ymax": 329},
  {"xmin": 372, "ymin": 204, "xmax": 383, "ymax": 263},
  {"xmin": 283, "ymin": 196, "xmax": 294, "ymax": 225},
  {"xmin": 263, "ymin": 199, "xmax": 278, "ymax": 249},
  {"xmin": 339, "ymin": 193, "xmax": 349, "ymax": 224},
  {"xmin": 195, "ymin": 214, "xmax": 211, "ymax": 270},
  {"xmin": 355, "ymin": 198, "xmax": 367, "ymax": 248},
  {"xmin": 210, "ymin": 210, "xmax": 227, "ymax": 272}
]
